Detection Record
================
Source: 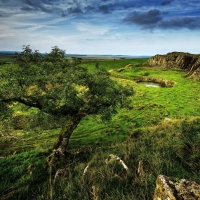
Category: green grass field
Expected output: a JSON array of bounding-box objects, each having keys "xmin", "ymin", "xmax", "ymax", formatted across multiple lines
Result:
[
  {"xmin": 0, "ymin": 57, "xmax": 199, "ymax": 200},
  {"xmin": 0, "ymin": 54, "xmax": 13, "ymax": 64}
]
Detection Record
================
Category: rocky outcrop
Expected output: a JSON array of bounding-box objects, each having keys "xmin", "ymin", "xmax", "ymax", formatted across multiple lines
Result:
[
  {"xmin": 154, "ymin": 175, "xmax": 200, "ymax": 200},
  {"xmin": 187, "ymin": 57, "xmax": 200, "ymax": 79},
  {"xmin": 135, "ymin": 77, "xmax": 175, "ymax": 87},
  {"xmin": 144, "ymin": 52, "xmax": 200, "ymax": 80}
]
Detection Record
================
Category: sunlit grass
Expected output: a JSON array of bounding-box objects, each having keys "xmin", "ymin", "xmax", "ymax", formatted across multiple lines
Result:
[{"xmin": 0, "ymin": 58, "xmax": 199, "ymax": 199}]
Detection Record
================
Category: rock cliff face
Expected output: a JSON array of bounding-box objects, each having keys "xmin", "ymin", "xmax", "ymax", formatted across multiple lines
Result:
[{"xmin": 144, "ymin": 52, "xmax": 200, "ymax": 80}]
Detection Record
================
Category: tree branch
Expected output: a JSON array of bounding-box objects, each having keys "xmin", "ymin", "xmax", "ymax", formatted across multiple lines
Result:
[{"xmin": 1, "ymin": 97, "xmax": 43, "ymax": 110}]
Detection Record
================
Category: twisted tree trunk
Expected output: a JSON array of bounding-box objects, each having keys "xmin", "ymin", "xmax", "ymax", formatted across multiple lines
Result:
[{"xmin": 53, "ymin": 113, "xmax": 84, "ymax": 155}]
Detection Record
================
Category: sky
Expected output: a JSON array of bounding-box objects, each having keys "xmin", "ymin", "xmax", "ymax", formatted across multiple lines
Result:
[{"xmin": 0, "ymin": 0, "xmax": 200, "ymax": 56}]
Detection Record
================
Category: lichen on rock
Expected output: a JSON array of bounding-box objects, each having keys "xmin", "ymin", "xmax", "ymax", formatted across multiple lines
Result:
[{"xmin": 154, "ymin": 175, "xmax": 200, "ymax": 200}]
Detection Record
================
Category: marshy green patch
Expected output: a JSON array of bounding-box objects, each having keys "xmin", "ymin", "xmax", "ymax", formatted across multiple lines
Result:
[{"xmin": 0, "ymin": 57, "xmax": 199, "ymax": 199}]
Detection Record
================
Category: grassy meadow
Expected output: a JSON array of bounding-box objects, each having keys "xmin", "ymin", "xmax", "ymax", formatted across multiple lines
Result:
[
  {"xmin": 0, "ymin": 54, "xmax": 14, "ymax": 65},
  {"xmin": 0, "ymin": 56, "xmax": 200, "ymax": 199}
]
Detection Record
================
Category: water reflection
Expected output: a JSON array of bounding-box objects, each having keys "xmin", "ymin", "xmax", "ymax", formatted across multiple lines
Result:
[{"xmin": 137, "ymin": 82, "xmax": 160, "ymax": 88}]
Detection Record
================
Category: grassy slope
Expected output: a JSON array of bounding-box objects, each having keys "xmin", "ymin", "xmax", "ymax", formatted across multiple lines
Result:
[
  {"xmin": 0, "ymin": 55, "xmax": 13, "ymax": 64},
  {"xmin": 0, "ymin": 58, "xmax": 200, "ymax": 199}
]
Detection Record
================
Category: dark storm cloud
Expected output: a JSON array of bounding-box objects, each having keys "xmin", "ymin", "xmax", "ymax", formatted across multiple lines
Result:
[
  {"xmin": 158, "ymin": 17, "xmax": 200, "ymax": 29},
  {"xmin": 61, "ymin": 9, "xmax": 83, "ymax": 17},
  {"xmin": 124, "ymin": 9, "xmax": 200, "ymax": 30},
  {"xmin": 98, "ymin": 4, "xmax": 114, "ymax": 14},
  {"xmin": 0, "ymin": 0, "xmax": 10, "ymax": 2},
  {"xmin": 20, "ymin": 0, "xmax": 119, "ymax": 17},
  {"xmin": 123, "ymin": 3, "xmax": 140, "ymax": 9},
  {"xmin": 161, "ymin": 0, "xmax": 174, "ymax": 6},
  {"xmin": 85, "ymin": 5, "xmax": 94, "ymax": 12},
  {"xmin": 21, "ymin": 6, "xmax": 35, "ymax": 11},
  {"xmin": 97, "ymin": 1, "xmax": 141, "ymax": 14},
  {"xmin": 85, "ymin": 2, "xmax": 123, "ymax": 15},
  {"xmin": 21, "ymin": 0, "xmax": 85, "ymax": 17},
  {"xmin": 1, "ymin": 0, "xmax": 200, "ymax": 30},
  {"xmin": 68, "ymin": 6, "xmax": 83, "ymax": 14},
  {"xmin": 99, "ymin": 5, "xmax": 110, "ymax": 14},
  {"xmin": 124, "ymin": 9, "xmax": 163, "ymax": 25},
  {"xmin": 0, "ymin": 0, "xmax": 172, "ymax": 19},
  {"xmin": 22, "ymin": 0, "xmax": 56, "ymax": 14}
]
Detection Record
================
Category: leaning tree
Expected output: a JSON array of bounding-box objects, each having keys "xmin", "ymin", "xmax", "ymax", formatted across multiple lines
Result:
[{"xmin": 0, "ymin": 45, "xmax": 134, "ymax": 155}]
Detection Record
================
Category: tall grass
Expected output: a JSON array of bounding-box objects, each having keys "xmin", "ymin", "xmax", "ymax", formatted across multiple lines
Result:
[{"xmin": 0, "ymin": 58, "xmax": 199, "ymax": 199}]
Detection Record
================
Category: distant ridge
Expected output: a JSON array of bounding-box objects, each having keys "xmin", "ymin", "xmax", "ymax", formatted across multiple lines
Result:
[
  {"xmin": 0, "ymin": 51, "xmax": 150, "ymax": 58},
  {"xmin": 65, "ymin": 54, "xmax": 151, "ymax": 59},
  {"xmin": 0, "ymin": 51, "xmax": 19, "ymax": 55}
]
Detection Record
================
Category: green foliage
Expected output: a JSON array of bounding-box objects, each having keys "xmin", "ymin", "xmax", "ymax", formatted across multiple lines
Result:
[
  {"xmin": 0, "ymin": 56, "xmax": 199, "ymax": 199},
  {"xmin": 0, "ymin": 46, "xmax": 134, "ymax": 154},
  {"xmin": 0, "ymin": 101, "xmax": 13, "ymax": 121},
  {"xmin": 1, "ymin": 46, "xmax": 133, "ymax": 119}
]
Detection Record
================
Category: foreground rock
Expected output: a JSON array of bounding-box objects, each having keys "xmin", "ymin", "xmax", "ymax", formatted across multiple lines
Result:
[
  {"xmin": 154, "ymin": 175, "xmax": 200, "ymax": 200},
  {"xmin": 144, "ymin": 52, "xmax": 200, "ymax": 80}
]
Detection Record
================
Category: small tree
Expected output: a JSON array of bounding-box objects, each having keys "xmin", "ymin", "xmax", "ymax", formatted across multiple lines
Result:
[{"xmin": 0, "ymin": 46, "xmax": 134, "ymax": 155}]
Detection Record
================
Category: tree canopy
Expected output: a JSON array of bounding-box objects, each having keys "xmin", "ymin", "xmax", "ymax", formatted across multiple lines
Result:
[{"xmin": 0, "ymin": 46, "xmax": 134, "ymax": 154}]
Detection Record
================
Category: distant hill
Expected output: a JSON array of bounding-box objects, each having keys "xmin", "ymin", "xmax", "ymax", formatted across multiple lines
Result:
[
  {"xmin": 144, "ymin": 52, "xmax": 200, "ymax": 80},
  {"xmin": 0, "ymin": 51, "xmax": 150, "ymax": 59},
  {"xmin": 0, "ymin": 51, "xmax": 19, "ymax": 55}
]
